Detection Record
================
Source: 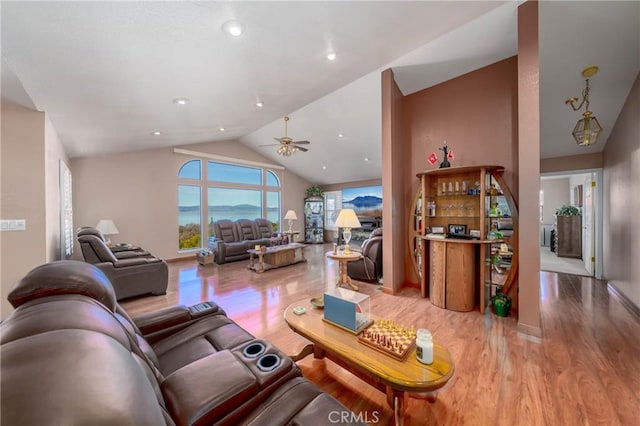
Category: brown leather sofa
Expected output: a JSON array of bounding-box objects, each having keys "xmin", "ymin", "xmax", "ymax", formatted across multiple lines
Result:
[
  {"xmin": 78, "ymin": 228, "xmax": 168, "ymax": 300},
  {"xmin": 209, "ymin": 218, "xmax": 276, "ymax": 265},
  {"xmin": 1, "ymin": 261, "xmax": 364, "ymax": 425},
  {"xmin": 347, "ymin": 228, "xmax": 383, "ymax": 283}
]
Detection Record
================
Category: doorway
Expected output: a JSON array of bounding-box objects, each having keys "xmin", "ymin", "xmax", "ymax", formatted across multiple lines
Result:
[{"xmin": 539, "ymin": 169, "xmax": 602, "ymax": 278}]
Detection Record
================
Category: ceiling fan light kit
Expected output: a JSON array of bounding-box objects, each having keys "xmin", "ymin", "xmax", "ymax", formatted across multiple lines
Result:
[
  {"xmin": 565, "ymin": 66, "xmax": 603, "ymax": 147},
  {"xmin": 261, "ymin": 116, "xmax": 311, "ymax": 156}
]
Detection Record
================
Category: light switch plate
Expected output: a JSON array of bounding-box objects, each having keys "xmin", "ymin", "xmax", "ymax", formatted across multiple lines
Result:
[{"xmin": 0, "ymin": 219, "xmax": 27, "ymax": 231}]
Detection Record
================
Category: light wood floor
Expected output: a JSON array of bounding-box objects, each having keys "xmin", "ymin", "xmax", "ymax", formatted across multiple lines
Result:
[{"xmin": 122, "ymin": 243, "xmax": 640, "ymax": 425}]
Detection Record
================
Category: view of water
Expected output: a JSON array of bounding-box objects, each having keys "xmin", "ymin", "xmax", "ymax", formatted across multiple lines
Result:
[{"xmin": 179, "ymin": 208, "xmax": 278, "ymax": 226}]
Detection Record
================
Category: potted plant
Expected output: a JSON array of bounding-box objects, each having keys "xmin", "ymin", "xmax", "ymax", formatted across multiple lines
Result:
[
  {"xmin": 555, "ymin": 205, "xmax": 581, "ymax": 216},
  {"xmin": 306, "ymin": 185, "xmax": 324, "ymax": 198},
  {"xmin": 491, "ymin": 292, "xmax": 512, "ymax": 317}
]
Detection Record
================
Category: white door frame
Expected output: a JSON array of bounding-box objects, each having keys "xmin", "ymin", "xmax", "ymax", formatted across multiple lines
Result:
[{"xmin": 540, "ymin": 168, "xmax": 603, "ymax": 279}]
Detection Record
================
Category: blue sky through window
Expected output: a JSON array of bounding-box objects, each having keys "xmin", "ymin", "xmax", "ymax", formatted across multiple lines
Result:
[
  {"xmin": 208, "ymin": 161, "xmax": 261, "ymax": 185},
  {"xmin": 178, "ymin": 160, "xmax": 201, "ymax": 180}
]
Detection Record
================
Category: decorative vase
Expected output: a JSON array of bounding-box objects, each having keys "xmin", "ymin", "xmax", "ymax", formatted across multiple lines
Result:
[{"xmin": 491, "ymin": 293, "xmax": 512, "ymax": 317}]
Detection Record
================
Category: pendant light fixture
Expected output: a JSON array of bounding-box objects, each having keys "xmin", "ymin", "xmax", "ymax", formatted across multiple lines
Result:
[{"xmin": 565, "ymin": 66, "xmax": 603, "ymax": 147}]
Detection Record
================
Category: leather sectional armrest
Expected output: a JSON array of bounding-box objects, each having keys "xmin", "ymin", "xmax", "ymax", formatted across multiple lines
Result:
[
  {"xmin": 161, "ymin": 351, "xmax": 258, "ymax": 425},
  {"xmin": 133, "ymin": 302, "xmax": 226, "ymax": 336},
  {"xmin": 133, "ymin": 305, "xmax": 192, "ymax": 335},
  {"xmin": 113, "ymin": 257, "xmax": 162, "ymax": 268}
]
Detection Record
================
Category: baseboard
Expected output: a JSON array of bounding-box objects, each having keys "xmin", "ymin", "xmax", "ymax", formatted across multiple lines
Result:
[
  {"xmin": 608, "ymin": 281, "xmax": 640, "ymax": 321},
  {"xmin": 165, "ymin": 256, "xmax": 196, "ymax": 263}
]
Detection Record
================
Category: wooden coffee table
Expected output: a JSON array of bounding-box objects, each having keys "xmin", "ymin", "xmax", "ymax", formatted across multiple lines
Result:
[
  {"xmin": 247, "ymin": 243, "xmax": 306, "ymax": 273},
  {"xmin": 284, "ymin": 300, "xmax": 454, "ymax": 425}
]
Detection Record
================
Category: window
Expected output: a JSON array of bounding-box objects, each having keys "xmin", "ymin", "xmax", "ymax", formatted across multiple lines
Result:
[
  {"xmin": 178, "ymin": 160, "xmax": 201, "ymax": 180},
  {"xmin": 539, "ymin": 189, "xmax": 544, "ymax": 223},
  {"xmin": 178, "ymin": 185, "xmax": 201, "ymax": 249},
  {"xmin": 178, "ymin": 159, "xmax": 281, "ymax": 250},
  {"xmin": 207, "ymin": 188, "xmax": 262, "ymax": 237},
  {"xmin": 324, "ymin": 190, "xmax": 342, "ymax": 231}
]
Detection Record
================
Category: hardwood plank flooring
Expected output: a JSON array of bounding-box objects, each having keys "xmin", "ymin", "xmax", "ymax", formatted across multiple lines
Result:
[{"xmin": 122, "ymin": 244, "xmax": 640, "ymax": 425}]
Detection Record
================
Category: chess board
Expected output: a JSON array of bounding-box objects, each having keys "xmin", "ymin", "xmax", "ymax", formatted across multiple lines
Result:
[{"xmin": 358, "ymin": 320, "xmax": 416, "ymax": 360}]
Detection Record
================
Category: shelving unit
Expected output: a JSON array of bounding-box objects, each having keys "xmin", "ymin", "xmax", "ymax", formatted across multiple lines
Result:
[
  {"xmin": 411, "ymin": 165, "xmax": 519, "ymax": 313},
  {"xmin": 304, "ymin": 196, "xmax": 324, "ymax": 244}
]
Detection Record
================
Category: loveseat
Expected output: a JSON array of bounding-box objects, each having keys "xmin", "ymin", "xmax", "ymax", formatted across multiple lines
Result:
[
  {"xmin": 0, "ymin": 261, "xmax": 364, "ymax": 425},
  {"xmin": 209, "ymin": 218, "xmax": 276, "ymax": 265}
]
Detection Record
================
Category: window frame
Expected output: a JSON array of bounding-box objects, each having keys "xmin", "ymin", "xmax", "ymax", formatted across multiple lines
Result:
[{"xmin": 177, "ymin": 159, "xmax": 281, "ymax": 252}]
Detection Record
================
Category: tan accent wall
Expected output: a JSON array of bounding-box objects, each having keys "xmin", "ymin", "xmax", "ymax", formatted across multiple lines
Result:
[
  {"xmin": 517, "ymin": 0, "xmax": 541, "ymax": 336},
  {"xmin": 540, "ymin": 152, "xmax": 603, "ymax": 173},
  {"xmin": 71, "ymin": 140, "xmax": 309, "ymax": 261},
  {"xmin": 603, "ymin": 71, "xmax": 640, "ymax": 307},
  {"xmin": 0, "ymin": 105, "xmax": 47, "ymax": 319},
  {"xmin": 401, "ymin": 56, "xmax": 519, "ymax": 290},
  {"xmin": 45, "ymin": 115, "xmax": 70, "ymax": 262},
  {"xmin": 381, "ymin": 68, "xmax": 406, "ymax": 293}
]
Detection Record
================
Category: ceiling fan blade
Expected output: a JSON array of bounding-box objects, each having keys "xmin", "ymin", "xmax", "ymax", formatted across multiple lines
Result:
[
  {"xmin": 292, "ymin": 140, "xmax": 310, "ymax": 145},
  {"xmin": 273, "ymin": 137, "xmax": 283, "ymax": 142},
  {"xmin": 259, "ymin": 143, "xmax": 281, "ymax": 147},
  {"xmin": 296, "ymin": 146, "xmax": 309, "ymax": 152}
]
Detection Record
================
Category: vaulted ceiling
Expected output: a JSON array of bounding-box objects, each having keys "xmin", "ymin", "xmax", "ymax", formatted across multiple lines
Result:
[{"xmin": 2, "ymin": 1, "xmax": 638, "ymax": 184}]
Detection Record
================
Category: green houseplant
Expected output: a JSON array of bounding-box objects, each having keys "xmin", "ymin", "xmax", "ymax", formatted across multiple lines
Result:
[
  {"xmin": 491, "ymin": 292, "xmax": 512, "ymax": 317},
  {"xmin": 555, "ymin": 205, "xmax": 581, "ymax": 216},
  {"xmin": 306, "ymin": 185, "xmax": 324, "ymax": 198}
]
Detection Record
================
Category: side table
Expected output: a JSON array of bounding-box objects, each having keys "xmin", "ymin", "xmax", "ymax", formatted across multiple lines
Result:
[{"xmin": 325, "ymin": 250, "xmax": 362, "ymax": 291}]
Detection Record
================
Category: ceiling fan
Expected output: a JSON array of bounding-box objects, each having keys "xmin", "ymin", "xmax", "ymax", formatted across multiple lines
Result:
[{"xmin": 260, "ymin": 116, "xmax": 310, "ymax": 156}]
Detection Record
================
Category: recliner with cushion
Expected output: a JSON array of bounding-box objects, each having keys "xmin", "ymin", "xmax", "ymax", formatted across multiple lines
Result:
[
  {"xmin": 77, "ymin": 226, "xmax": 152, "ymax": 260},
  {"xmin": 209, "ymin": 219, "xmax": 275, "ymax": 265},
  {"xmin": 77, "ymin": 233, "xmax": 168, "ymax": 300},
  {"xmin": 347, "ymin": 227, "xmax": 383, "ymax": 283},
  {"xmin": 1, "ymin": 261, "xmax": 364, "ymax": 425},
  {"xmin": 209, "ymin": 219, "xmax": 250, "ymax": 264}
]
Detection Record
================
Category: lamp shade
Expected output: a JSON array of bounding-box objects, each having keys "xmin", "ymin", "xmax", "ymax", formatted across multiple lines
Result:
[
  {"xmin": 335, "ymin": 209, "xmax": 361, "ymax": 229},
  {"xmin": 95, "ymin": 219, "xmax": 119, "ymax": 236},
  {"xmin": 284, "ymin": 210, "xmax": 298, "ymax": 220}
]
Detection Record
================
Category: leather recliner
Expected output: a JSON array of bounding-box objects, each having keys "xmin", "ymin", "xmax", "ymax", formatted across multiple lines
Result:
[
  {"xmin": 77, "ymin": 226, "xmax": 152, "ymax": 260},
  {"xmin": 347, "ymin": 228, "xmax": 383, "ymax": 283},
  {"xmin": 209, "ymin": 219, "xmax": 274, "ymax": 265},
  {"xmin": 1, "ymin": 261, "xmax": 364, "ymax": 425},
  {"xmin": 77, "ymin": 232, "xmax": 168, "ymax": 300}
]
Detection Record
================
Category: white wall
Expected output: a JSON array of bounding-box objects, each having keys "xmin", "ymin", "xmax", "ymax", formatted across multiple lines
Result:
[
  {"xmin": 540, "ymin": 177, "xmax": 569, "ymax": 224},
  {"xmin": 603, "ymin": 72, "xmax": 640, "ymax": 307},
  {"xmin": 71, "ymin": 140, "xmax": 310, "ymax": 260},
  {"xmin": 1, "ymin": 105, "xmax": 47, "ymax": 319}
]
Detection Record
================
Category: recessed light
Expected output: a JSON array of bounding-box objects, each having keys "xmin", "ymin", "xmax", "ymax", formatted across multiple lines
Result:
[
  {"xmin": 255, "ymin": 101, "xmax": 264, "ymax": 108},
  {"xmin": 222, "ymin": 20, "xmax": 244, "ymax": 37},
  {"xmin": 338, "ymin": 133, "xmax": 344, "ymax": 138},
  {"xmin": 326, "ymin": 52, "xmax": 337, "ymax": 61},
  {"xmin": 364, "ymin": 157, "xmax": 370, "ymax": 162},
  {"xmin": 322, "ymin": 165, "xmax": 327, "ymax": 170},
  {"xmin": 218, "ymin": 127, "xmax": 226, "ymax": 132},
  {"xmin": 173, "ymin": 98, "xmax": 189, "ymax": 106},
  {"xmin": 152, "ymin": 131, "xmax": 162, "ymax": 136}
]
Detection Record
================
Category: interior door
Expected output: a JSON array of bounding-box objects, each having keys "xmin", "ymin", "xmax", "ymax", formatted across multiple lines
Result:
[{"xmin": 582, "ymin": 175, "xmax": 595, "ymax": 275}]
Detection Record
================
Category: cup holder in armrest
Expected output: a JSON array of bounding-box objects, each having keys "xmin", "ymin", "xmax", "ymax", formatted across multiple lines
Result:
[
  {"xmin": 256, "ymin": 354, "xmax": 281, "ymax": 372},
  {"xmin": 242, "ymin": 342, "xmax": 266, "ymax": 359}
]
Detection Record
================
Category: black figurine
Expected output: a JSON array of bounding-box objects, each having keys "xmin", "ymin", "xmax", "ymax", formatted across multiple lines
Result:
[{"xmin": 439, "ymin": 141, "xmax": 451, "ymax": 168}]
